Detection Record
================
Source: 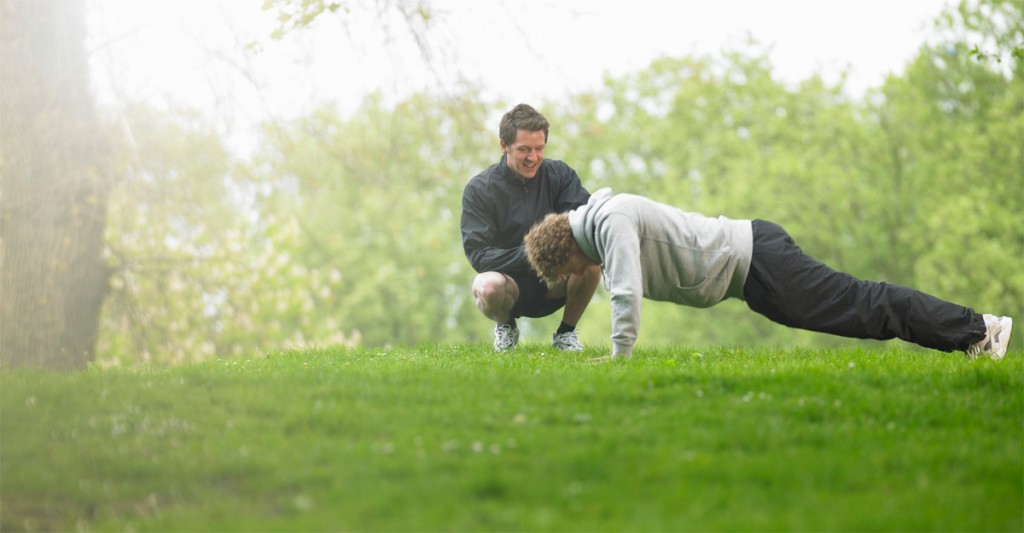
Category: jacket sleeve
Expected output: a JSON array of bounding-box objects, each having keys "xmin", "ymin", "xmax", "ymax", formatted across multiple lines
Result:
[
  {"xmin": 460, "ymin": 182, "xmax": 529, "ymax": 273},
  {"xmin": 599, "ymin": 215, "xmax": 643, "ymax": 359}
]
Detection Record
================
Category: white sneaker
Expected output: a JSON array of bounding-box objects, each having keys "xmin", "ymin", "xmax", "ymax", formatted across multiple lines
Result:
[
  {"xmin": 552, "ymin": 330, "xmax": 584, "ymax": 352},
  {"xmin": 967, "ymin": 314, "xmax": 1013, "ymax": 360},
  {"xmin": 493, "ymin": 323, "xmax": 519, "ymax": 351}
]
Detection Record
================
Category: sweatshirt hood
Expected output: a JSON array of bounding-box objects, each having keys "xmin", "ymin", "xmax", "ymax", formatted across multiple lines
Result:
[{"xmin": 569, "ymin": 187, "xmax": 614, "ymax": 263}]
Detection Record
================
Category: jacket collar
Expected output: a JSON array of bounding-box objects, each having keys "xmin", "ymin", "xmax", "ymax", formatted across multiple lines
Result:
[{"xmin": 496, "ymin": 154, "xmax": 537, "ymax": 186}]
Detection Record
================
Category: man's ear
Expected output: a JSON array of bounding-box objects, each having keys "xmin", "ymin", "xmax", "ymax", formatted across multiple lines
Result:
[{"xmin": 500, "ymin": 139, "xmax": 508, "ymax": 154}]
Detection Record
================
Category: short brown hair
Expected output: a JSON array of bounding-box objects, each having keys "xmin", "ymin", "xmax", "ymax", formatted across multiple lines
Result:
[
  {"xmin": 524, "ymin": 212, "xmax": 574, "ymax": 286},
  {"xmin": 499, "ymin": 103, "xmax": 549, "ymax": 147}
]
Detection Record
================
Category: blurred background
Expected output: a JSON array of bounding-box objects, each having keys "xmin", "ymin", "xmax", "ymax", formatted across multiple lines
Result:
[{"xmin": 2, "ymin": 0, "xmax": 1021, "ymax": 367}]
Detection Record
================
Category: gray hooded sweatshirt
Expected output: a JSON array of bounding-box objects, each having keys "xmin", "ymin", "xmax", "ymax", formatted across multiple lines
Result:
[{"xmin": 569, "ymin": 189, "xmax": 754, "ymax": 358}]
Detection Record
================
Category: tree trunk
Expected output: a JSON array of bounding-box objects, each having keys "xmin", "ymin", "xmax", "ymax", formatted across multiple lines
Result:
[{"xmin": 1, "ymin": 0, "xmax": 113, "ymax": 370}]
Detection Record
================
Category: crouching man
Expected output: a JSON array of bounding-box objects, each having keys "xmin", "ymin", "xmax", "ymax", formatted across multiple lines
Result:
[{"xmin": 523, "ymin": 188, "xmax": 1013, "ymax": 360}]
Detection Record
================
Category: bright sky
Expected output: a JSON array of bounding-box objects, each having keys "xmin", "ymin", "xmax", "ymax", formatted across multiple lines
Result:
[{"xmin": 87, "ymin": 0, "xmax": 955, "ymax": 151}]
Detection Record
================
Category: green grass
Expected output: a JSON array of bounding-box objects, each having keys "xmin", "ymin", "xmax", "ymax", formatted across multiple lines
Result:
[{"xmin": 2, "ymin": 344, "xmax": 1021, "ymax": 532}]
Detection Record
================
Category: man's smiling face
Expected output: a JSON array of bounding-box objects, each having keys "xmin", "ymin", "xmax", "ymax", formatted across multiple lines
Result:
[{"xmin": 501, "ymin": 129, "xmax": 545, "ymax": 180}]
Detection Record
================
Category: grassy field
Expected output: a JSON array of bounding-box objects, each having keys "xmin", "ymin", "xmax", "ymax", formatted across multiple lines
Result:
[{"xmin": 2, "ymin": 344, "xmax": 1021, "ymax": 532}]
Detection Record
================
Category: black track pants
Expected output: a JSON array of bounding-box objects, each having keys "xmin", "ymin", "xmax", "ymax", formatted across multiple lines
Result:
[{"xmin": 742, "ymin": 220, "xmax": 986, "ymax": 352}]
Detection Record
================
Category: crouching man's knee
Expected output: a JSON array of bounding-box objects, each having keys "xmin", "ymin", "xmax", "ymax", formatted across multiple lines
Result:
[{"xmin": 472, "ymin": 272, "xmax": 519, "ymax": 322}]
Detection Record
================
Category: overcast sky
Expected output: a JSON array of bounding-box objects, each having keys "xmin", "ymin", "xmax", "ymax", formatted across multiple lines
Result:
[{"xmin": 86, "ymin": 0, "xmax": 955, "ymax": 149}]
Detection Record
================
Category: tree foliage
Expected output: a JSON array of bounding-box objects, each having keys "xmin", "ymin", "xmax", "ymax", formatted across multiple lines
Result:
[
  {"xmin": 241, "ymin": 94, "xmax": 491, "ymax": 347},
  {"xmin": 100, "ymin": 105, "xmax": 248, "ymax": 364}
]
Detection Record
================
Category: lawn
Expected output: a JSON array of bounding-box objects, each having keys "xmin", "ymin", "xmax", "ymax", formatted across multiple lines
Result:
[{"xmin": 2, "ymin": 344, "xmax": 1021, "ymax": 531}]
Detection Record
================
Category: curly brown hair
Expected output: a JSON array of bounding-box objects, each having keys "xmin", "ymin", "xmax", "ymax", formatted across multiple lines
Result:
[{"xmin": 524, "ymin": 212, "xmax": 575, "ymax": 286}]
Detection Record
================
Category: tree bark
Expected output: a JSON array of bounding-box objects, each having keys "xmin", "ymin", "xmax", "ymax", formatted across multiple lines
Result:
[{"xmin": 1, "ymin": 0, "xmax": 113, "ymax": 370}]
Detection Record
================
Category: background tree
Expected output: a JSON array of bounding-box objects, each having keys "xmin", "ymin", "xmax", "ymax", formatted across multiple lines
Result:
[
  {"xmin": 241, "ymin": 93, "xmax": 490, "ymax": 347},
  {"xmin": 876, "ymin": 0, "xmax": 1023, "ymax": 329},
  {"xmin": 1, "ymin": 0, "xmax": 114, "ymax": 370},
  {"xmin": 97, "ymin": 93, "xmax": 493, "ymax": 365},
  {"xmin": 99, "ymin": 104, "xmax": 253, "ymax": 364}
]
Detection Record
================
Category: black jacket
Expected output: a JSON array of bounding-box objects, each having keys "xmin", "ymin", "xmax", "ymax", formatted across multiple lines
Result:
[{"xmin": 461, "ymin": 155, "xmax": 590, "ymax": 275}]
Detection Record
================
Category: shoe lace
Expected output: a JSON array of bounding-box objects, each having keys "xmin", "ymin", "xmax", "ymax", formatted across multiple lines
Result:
[
  {"xmin": 495, "ymin": 324, "xmax": 517, "ymax": 347},
  {"xmin": 555, "ymin": 331, "xmax": 582, "ymax": 349}
]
